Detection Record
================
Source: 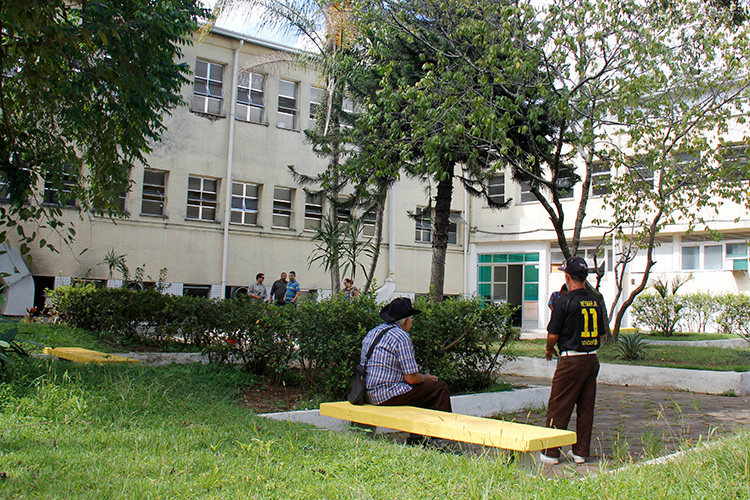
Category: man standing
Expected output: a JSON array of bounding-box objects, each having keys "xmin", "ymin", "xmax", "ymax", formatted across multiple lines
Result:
[
  {"xmin": 285, "ymin": 271, "xmax": 300, "ymax": 306},
  {"xmin": 269, "ymin": 272, "xmax": 287, "ymax": 306},
  {"xmin": 247, "ymin": 273, "xmax": 266, "ymax": 301},
  {"xmin": 362, "ymin": 297, "xmax": 451, "ymax": 413},
  {"xmin": 540, "ymin": 256, "xmax": 605, "ymax": 465}
]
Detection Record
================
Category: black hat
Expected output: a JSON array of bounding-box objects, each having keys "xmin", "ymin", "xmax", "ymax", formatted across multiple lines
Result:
[
  {"xmin": 559, "ymin": 256, "xmax": 588, "ymax": 279},
  {"xmin": 379, "ymin": 297, "xmax": 421, "ymax": 322}
]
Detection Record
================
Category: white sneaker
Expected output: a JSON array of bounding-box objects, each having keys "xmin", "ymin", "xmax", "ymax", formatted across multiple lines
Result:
[
  {"xmin": 539, "ymin": 453, "xmax": 559, "ymax": 465},
  {"xmin": 567, "ymin": 450, "xmax": 585, "ymax": 464}
]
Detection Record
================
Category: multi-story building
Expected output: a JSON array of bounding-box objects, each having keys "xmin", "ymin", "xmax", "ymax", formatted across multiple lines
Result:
[{"xmin": 5, "ymin": 27, "xmax": 750, "ymax": 335}]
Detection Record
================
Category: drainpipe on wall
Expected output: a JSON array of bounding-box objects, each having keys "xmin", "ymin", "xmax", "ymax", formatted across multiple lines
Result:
[
  {"xmin": 220, "ymin": 39, "xmax": 244, "ymax": 298},
  {"xmin": 388, "ymin": 183, "xmax": 396, "ymax": 280},
  {"xmin": 463, "ymin": 187, "xmax": 469, "ymax": 296}
]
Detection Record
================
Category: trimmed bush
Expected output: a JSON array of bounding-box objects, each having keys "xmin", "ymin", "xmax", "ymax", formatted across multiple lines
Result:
[
  {"xmin": 631, "ymin": 292, "xmax": 684, "ymax": 336},
  {"xmin": 47, "ymin": 285, "xmax": 517, "ymax": 397}
]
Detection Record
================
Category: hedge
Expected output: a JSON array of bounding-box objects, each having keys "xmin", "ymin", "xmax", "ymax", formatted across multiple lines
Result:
[{"xmin": 47, "ymin": 285, "xmax": 518, "ymax": 398}]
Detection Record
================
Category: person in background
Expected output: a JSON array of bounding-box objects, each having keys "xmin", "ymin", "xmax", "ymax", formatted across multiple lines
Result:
[
  {"xmin": 269, "ymin": 272, "xmax": 287, "ymax": 306},
  {"xmin": 285, "ymin": 271, "xmax": 300, "ymax": 306},
  {"xmin": 343, "ymin": 278, "xmax": 359, "ymax": 299},
  {"xmin": 247, "ymin": 273, "xmax": 266, "ymax": 301},
  {"xmin": 548, "ymin": 283, "xmax": 569, "ymax": 310},
  {"xmin": 540, "ymin": 256, "xmax": 605, "ymax": 466}
]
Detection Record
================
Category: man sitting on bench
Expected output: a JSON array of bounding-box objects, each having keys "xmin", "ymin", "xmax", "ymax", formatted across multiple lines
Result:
[{"xmin": 361, "ymin": 297, "xmax": 452, "ymax": 419}]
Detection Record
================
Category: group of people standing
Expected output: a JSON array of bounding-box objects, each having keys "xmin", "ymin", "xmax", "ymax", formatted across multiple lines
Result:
[
  {"xmin": 246, "ymin": 271, "xmax": 300, "ymax": 306},
  {"xmin": 361, "ymin": 256, "xmax": 605, "ymax": 462}
]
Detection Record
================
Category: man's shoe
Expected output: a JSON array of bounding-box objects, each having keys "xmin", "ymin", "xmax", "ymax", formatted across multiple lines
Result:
[
  {"xmin": 567, "ymin": 450, "xmax": 586, "ymax": 464},
  {"xmin": 539, "ymin": 453, "xmax": 559, "ymax": 465}
]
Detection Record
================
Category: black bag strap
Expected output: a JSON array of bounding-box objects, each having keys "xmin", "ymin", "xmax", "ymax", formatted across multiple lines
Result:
[{"xmin": 364, "ymin": 325, "xmax": 396, "ymax": 366}]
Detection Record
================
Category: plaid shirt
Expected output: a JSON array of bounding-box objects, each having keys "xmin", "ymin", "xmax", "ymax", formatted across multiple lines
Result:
[{"xmin": 361, "ymin": 322, "xmax": 419, "ymax": 405}]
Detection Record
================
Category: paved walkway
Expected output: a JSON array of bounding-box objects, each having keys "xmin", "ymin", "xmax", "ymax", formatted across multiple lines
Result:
[{"xmin": 497, "ymin": 375, "xmax": 750, "ymax": 476}]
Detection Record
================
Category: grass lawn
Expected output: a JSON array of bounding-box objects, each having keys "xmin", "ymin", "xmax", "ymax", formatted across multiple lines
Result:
[
  {"xmin": 508, "ymin": 339, "xmax": 750, "ymax": 372},
  {"xmin": 2, "ymin": 359, "xmax": 750, "ymax": 499},
  {"xmin": 641, "ymin": 332, "xmax": 739, "ymax": 341}
]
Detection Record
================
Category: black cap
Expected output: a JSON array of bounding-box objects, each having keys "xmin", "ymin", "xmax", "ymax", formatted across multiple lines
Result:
[
  {"xmin": 379, "ymin": 297, "xmax": 422, "ymax": 322},
  {"xmin": 559, "ymin": 256, "xmax": 588, "ymax": 279}
]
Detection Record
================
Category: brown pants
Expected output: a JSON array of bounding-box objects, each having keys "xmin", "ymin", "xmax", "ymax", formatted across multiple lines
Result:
[
  {"xmin": 543, "ymin": 354, "xmax": 599, "ymax": 458},
  {"xmin": 378, "ymin": 379, "xmax": 452, "ymax": 413}
]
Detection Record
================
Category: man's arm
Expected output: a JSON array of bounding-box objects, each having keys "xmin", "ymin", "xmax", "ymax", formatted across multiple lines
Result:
[
  {"xmin": 404, "ymin": 372, "xmax": 439, "ymax": 384},
  {"xmin": 545, "ymin": 333, "xmax": 560, "ymax": 361}
]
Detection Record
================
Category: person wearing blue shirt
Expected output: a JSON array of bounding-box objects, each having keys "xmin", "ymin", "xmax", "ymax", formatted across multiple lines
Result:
[{"xmin": 285, "ymin": 271, "xmax": 300, "ymax": 306}]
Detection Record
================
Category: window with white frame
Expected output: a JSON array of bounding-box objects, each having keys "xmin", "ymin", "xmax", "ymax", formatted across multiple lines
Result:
[
  {"xmin": 193, "ymin": 60, "xmax": 224, "ymax": 115},
  {"xmin": 681, "ymin": 241, "xmax": 750, "ymax": 271},
  {"xmin": 277, "ymin": 79, "xmax": 298, "ymax": 129},
  {"xmin": 719, "ymin": 143, "xmax": 750, "ymax": 181},
  {"xmin": 591, "ymin": 162, "xmax": 610, "ymax": 197},
  {"xmin": 309, "ymin": 86, "xmax": 325, "ymax": 129},
  {"xmin": 141, "ymin": 170, "xmax": 168, "ymax": 216},
  {"xmin": 551, "ymin": 247, "xmax": 609, "ymax": 274},
  {"xmin": 363, "ymin": 209, "xmax": 377, "ymax": 237},
  {"xmin": 187, "ymin": 176, "xmax": 218, "ymax": 221},
  {"xmin": 273, "ymin": 186, "xmax": 294, "ymax": 228},
  {"xmin": 44, "ymin": 165, "xmax": 78, "ymax": 208},
  {"xmin": 236, "ymin": 71, "xmax": 264, "ymax": 123},
  {"xmin": 487, "ymin": 175, "xmax": 505, "ymax": 204},
  {"xmin": 231, "ymin": 181, "xmax": 260, "ymax": 225},
  {"xmin": 304, "ymin": 192, "xmax": 323, "ymax": 230},
  {"xmin": 337, "ymin": 196, "xmax": 352, "ymax": 223},
  {"xmin": 414, "ymin": 209, "xmax": 459, "ymax": 244},
  {"xmin": 629, "ymin": 160, "xmax": 655, "ymax": 190},
  {"xmin": 341, "ymin": 95, "xmax": 355, "ymax": 129},
  {"xmin": 675, "ymin": 153, "xmax": 699, "ymax": 186}
]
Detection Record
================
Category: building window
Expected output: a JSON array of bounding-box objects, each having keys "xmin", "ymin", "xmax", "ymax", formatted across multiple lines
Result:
[
  {"xmin": 520, "ymin": 180, "xmax": 536, "ymax": 203},
  {"xmin": 277, "ymin": 79, "xmax": 298, "ymax": 129},
  {"xmin": 727, "ymin": 243, "xmax": 749, "ymax": 271},
  {"xmin": 141, "ymin": 170, "xmax": 167, "ymax": 216},
  {"xmin": 309, "ymin": 86, "xmax": 325, "ymax": 129},
  {"xmin": 719, "ymin": 143, "xmax": 750, "ymax": 180},
  {"xmin": 183, "ymin": 284, "xmax": 211, "ymax": 298},
  {"xmin": 193, "ymin": 60, "xmax": 224, "ymax": 115},
  {"xmin": 44, "ymin": 166, "xmax": 77, "ymax": 208},
  {"xmin": 414, "ymin": 209, "xmax": 459, "ymax": 244},
  {"xmin": 236, "ymin": 71, "xmax": 264, "ymax": 123},
  {"xmin": 304, "ymin": 192, "xmax": 323, "ymax": 231},
  {"xmin": 552, "ymin": 248, "xmax": 607, "ymax": 275},
  {"xmin": 591, "ymin": 162, "xmax": 610, "ymax": 197},
  {"xmin": 704, "ymin": 244, "xmax": 723, "ymax": 270},
  {"xmin": 629, "ymin": 160, "xmax": 655, "ymax": 190},
  {"xmin": 415, "ymin": 214, "xmax": 432, "ymax": 243},
  {"xmin": 0, "ymin": 175, "xmax": 9, "ymax": 203},
  {"xmin": 487, "ymin": 175, "xmax": 505, "ymax": 204},
  {"xmin": 341, "ymin": 96, "xmax": 355, "ymax": 129},
  {"xmin": 231, "ymin": 182, "xmax": 260, "ymax": 225},
  {"xmin": 363, "ymin": 209, "xmax": 377, "ymax": 237},
  {"xmin": 337, "ymin": 196, "xmax": 352, "ymax": 223},
  {"xmin": 186, "ymin": 176, "xmax": 218, "ymax": 221},
  {"xmin": 273, "ymin": 187, "xmax": 294, "ymax": 228}
]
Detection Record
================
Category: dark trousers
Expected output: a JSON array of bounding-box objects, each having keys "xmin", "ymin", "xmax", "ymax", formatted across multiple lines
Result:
[
  {"xmin": 543, "ymin": 354, "xmax": 599, "ymax": 458},
  {"xmin": 378, "ymin": 379, "xmax": 452, "ymax": 413}
]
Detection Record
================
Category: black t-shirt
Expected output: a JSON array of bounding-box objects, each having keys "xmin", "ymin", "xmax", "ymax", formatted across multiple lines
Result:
[{"xmin": 547, "ymin": 288, "xmax": 605, "ymax": 352}]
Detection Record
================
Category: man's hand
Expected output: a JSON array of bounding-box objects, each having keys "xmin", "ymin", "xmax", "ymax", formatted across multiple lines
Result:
[{"xmin": 545, "ymin": 346, "xmax": 558, "ymax": 361}]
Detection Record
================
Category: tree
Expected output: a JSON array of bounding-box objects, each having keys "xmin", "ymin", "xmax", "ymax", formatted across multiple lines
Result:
[
  {"xmin": 0, "ymin": 0, "xmax": 208, "ymax": 255},
  {"xmin": 347, "ymin": 0, "xmax": 526, "ymax": 300}
]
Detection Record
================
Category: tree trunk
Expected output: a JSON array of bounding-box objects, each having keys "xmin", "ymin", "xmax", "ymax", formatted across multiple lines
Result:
[
  {"xmin": 363, "ymin": 199, "xmax": 385, "ymax": 294},
  {"xmin": 430, "ymin": 162, "xmax": 455, "ymax": 302}
]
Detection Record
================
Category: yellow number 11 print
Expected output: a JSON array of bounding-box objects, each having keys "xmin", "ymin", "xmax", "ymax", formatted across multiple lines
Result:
[{"xmin": 581, "ymin": 308, "xmax": 599, "ymax": 338}]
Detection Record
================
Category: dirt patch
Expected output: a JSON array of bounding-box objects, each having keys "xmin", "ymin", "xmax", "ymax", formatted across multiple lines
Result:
[{"xmin": 238, "ymin": 383, "xmax": 311, "ymax": 414}]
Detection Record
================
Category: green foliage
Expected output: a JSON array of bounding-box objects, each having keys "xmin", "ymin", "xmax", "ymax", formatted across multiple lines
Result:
[
  {"xmin": 46, "ymin": 286, "xmax": 517, "ymax": 397},
  {"xmin": 631, "ymin": 293, "xmax": 684, "ymax": 336},
  {"xmin": 679, "ymin": 292, "xmax": 719, "ymax": 334},
  {"xmin": 715, "ymin": 293, "xmax": 750, "ymax": 339},
  {"xmin": 0, "ymin": 0, "xmax": 208, "ymax": 253},
  {"xmin": 616, "ymin": 332, "xmax": 647, "ymax": 361},
  {"xmin": 410, "ymin": 296, "xmax": 519, "ymax": 391},
  {"xmin": 0, "ymin": 315, "xmax": 42, "ymax": 368}
]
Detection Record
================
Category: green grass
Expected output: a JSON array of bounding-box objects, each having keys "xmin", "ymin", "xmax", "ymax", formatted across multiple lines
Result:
[
  {"xmin": 2, "ymin": 359, "xmax": 750, "ymax": 499},
  {"xmin": 509, "ymin": 339, "xmax": 750, "ymax": 372},
  {"xmin": 11, "ymin": 321, "xmax": 113, "ymax": 352},
  {"xmin": 643, "ymin": 332, "xmax": 739, "ymax": 341}
]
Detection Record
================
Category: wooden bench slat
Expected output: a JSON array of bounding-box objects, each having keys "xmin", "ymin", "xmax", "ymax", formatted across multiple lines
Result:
[
  {"xmin": 43, "ymin": 347, "xmax": 141, "ymax": 365},
  {"xmin": 320, "ymin": 401, "xmax": 575, "ymax": 452}
]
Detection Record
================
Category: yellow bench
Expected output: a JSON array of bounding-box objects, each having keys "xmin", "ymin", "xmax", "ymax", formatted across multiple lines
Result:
[
  {"xmin": 320, "ymin": 401, "xmax": 575, "ymax": 464},
  {"xmin": 43, "ymin": 347, "xmax": 141, "ymax": 365}
]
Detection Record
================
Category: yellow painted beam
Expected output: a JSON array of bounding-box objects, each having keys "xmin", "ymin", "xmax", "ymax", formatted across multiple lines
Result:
[
  {"xmin": 43, "ymin": 347, "xmax": 141, "ymax": 365},
  {"xmin": 320, "ymin": 401, "xmax": 575, "ymax": 452}
]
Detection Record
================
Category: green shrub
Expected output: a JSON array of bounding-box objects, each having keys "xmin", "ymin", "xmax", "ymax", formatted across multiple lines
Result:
[
  {"xmin": 715, "ymin": 293, "xmax": 750, "ymax": 338},
  {"xmin": 410, "ymin": 296, "xmax": 518, "ymax": 391},
  {"xmin": 679, "ymin": 292, "xmax": 718, "ymax": 333},
  {"xmin": 631, "ymin": 293, "xmax": 684, "ymax": 336}
]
